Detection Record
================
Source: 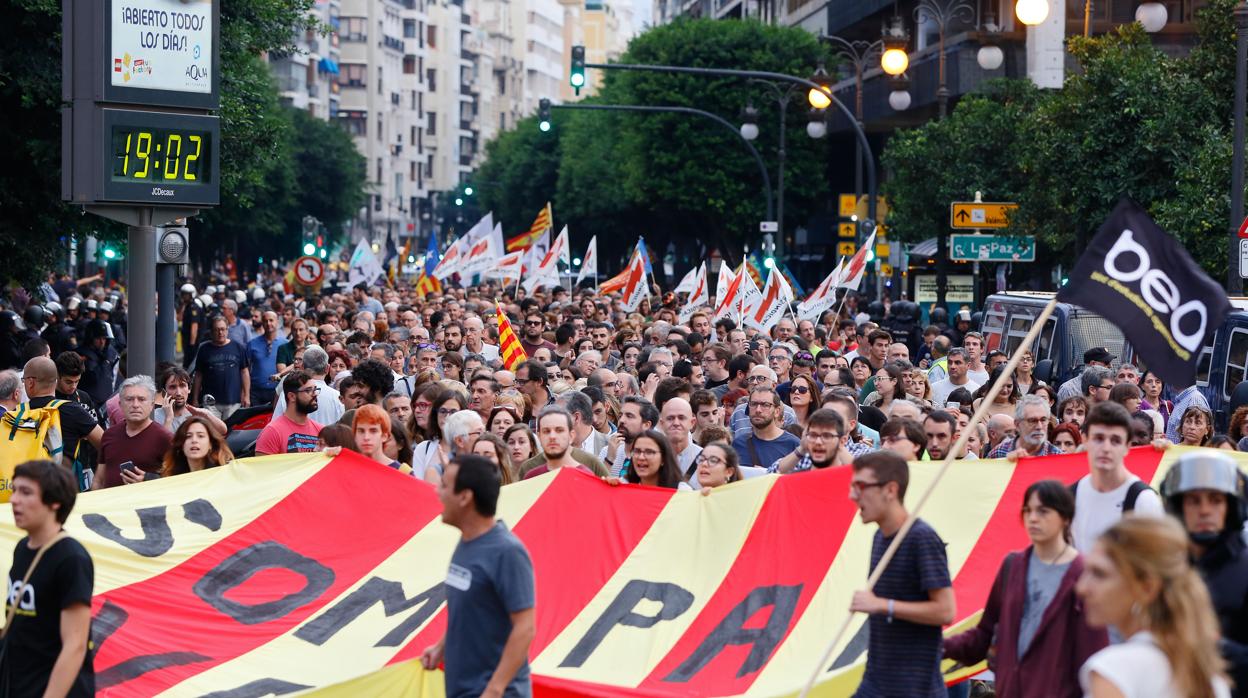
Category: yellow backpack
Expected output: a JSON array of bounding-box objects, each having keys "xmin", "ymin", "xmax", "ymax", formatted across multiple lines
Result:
[{"xmin": 0, "ymin": 400, "xmax": 66, "ymax": 502}]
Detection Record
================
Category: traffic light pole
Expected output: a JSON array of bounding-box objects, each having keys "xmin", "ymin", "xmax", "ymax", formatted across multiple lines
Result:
[
  {"xmin": 583, "ymin": 60, "xmax": 878, "ymax": 254},
  {"xmin": 547, "ymin": 102, "xmax": 772, "ymax": 223}
]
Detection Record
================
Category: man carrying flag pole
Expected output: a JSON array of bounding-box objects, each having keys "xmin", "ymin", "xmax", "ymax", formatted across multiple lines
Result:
[{"xmin": 494, "ymin": 302, "xmax": 528, "ymax": 371}]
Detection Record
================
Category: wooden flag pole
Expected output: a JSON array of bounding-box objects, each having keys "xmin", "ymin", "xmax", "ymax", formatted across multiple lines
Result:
[{"xmin": 796, "ymin": 296, "xmax": 1059, "ymax": 698}]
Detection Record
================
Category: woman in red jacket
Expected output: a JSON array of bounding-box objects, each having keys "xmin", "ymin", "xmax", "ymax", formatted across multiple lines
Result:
[{"xmin": 944, "ymin": 479, "xmax": 1108, "ymax": 697}]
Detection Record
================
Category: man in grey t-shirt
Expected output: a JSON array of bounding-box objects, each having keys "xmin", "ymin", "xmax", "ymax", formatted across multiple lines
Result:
[{"xmin": 423, "ymin": 455, "xmax": 535, "ymax": 698}]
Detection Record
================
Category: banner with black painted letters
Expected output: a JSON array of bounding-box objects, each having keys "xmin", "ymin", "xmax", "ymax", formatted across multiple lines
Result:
[{"xmin": 1058, "ymin": 199, "xmax": 1231, "ymax": 387}]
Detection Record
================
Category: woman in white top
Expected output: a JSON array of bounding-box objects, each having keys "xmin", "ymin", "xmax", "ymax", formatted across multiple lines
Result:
[{"xmin": 1076, "ymin": 516, "xmax": 1230, "ymax": 698}]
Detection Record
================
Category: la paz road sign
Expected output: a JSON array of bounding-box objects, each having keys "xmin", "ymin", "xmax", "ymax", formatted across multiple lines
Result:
[
  {"xmin": 950, "ymin": 234, "xmax": 1036, "ymax": 262},
  {"xmin": 950, "ymin": 201, "xmax": 1018, "ymax": 229}
]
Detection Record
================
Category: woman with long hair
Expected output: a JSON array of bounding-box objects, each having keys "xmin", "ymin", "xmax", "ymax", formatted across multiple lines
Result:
[
  {"xmin": 612, "ymin": 430, "xmax": 689, "ymax": 490},
  {"xmin": 694, "ymin": 441, "xmax": 741, "ymax": 492},
  {"xmin": 487, "ymin": 405, "xmax": 519, "ymax": 439},
  {"xmin": 973, "ymin": 366, "xmax": 1021, "ymax": 418},
  {"xmin": 1032, "ymin": 383, "xmax": 1059, "ymax": 411},
  {"xmin": 1176, "ymin": 405, "xmax": 1214, "ymax": 447},
  {"xmin": 787, "ymin": 374, "xmax": 822, "ymax": 429},
  {"xmin": 504, "ymin": 423, "xmax": 538, "ymax": 465},
  {"xmin": 1077, "ymin": 517, "xmax": 1230, "ymax": 697},
  {"xmin": 1137, "ymin": 370, "xmax": 1172, "ymax": 425},
  {"xmin": 385, "ymin": 416, "xmax": 414, "ymax": 468},
  {"xmin": 411, "ymin": 390, "xmax": 467, "ymax": 482},
  {"xmin": 904, "ymin": 367, "xmax": 933, "ymax": 407},
  {"xmin": 945, "ymin": 480, "xmax": 1106, "ymax": 697},
  {"xmin": 472, "ymin": 432, "xmax": 516, "ymax": 484},
  {"xmin": 865, "ymin": 364, "xmax": 907, "ymax": 415},
  {"xmin": 1227, "ymin": 405, "xmax": 1248, "ymax": 441},
  {"xmin": 406, "ymin": 384, "xmax": 443, "ymax": 443},
  {"xmin": 161, "ymin": 417, "xmax": 233, "ymax": 477}
]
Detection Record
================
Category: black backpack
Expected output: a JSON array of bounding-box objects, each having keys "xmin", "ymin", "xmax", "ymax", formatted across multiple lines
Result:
[{"xmin": 1070, "ymin": 478, "xmax": 1153, "ymax": 513}]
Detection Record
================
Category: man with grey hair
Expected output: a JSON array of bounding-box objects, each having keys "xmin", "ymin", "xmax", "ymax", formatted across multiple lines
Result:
[
  {"xmin": 461, "ymin": 315, "xmax": 499, "ymax": 363},
  {"xmin": 928, "ymin": 347, "xmax": 980, "ymax": 407},
  {"xmin": 987, "ymin": 394, "xmax": 1064, "ymax": 459},
  {"xmin": 96, "ymin": 375, "xmax": 172, "ymax": 489},
  {"xmin": 0, "ymin": 369, "xmax": 19, "ymax": 415},
  {"xmin": 221, "ymin": 298, "xmax": 254, "ymax": 347},
  {"xmin": 573, "ymin": 350, "xmax": 602, "ymax": 378},
  {"xmin": 274, "ymin": 346, "xmax": 343, "ymax": 426},
  {"xmin": 443, "ymin": 410, "xmax": 485, "ymax": 458},
  {"xmin": 646, "ymin": 347, "xmax": 674, "ymax": 379},
  {"xmin": 587, "ymin": 367, "xmax": 618, "ymax": 398},
  {"xmin": 617, "ymin": 373, "xmax": 639, "ymax": 398},
  {"xmin": 1080, "ymin": 365, "xmax": 1116, "ymax": 405}
]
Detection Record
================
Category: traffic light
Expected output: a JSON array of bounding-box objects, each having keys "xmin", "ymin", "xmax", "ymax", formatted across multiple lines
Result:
[
  {"xmin": 538, "ymin": 98, "xmax": 552, "ymax": 132},
  {"xmin": 301, "ymin": 215, "xmax": 319, "ymax": 256},
  {"xmin": 762, "ymin": 233, "xmax": 776, "ymax": 269},
  {"xmin": 570, "ymin": 46, "xmax": 586, "ymax": 94},
  {"xmin": 464, "ymin": 185, "xmax": 474, "ymax": 196},
  {"xmin": 102, "ymin": 246, "xmax": 117, "ymax": 261}
]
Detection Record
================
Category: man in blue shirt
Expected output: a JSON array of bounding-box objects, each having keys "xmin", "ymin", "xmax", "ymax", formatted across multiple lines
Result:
[
  {"xmin": 731, "ymin": 387, "xmax": 800, "ymax": 468},
  {"xmin": 192, "ymin": 315, "xmax": 249, "ymax": 418},
  {"xmin": 246, "ymin": 311, "xmax": 287, "ymax": 407},
  {"xmin": 848, "ymin": 451, "xmax": 955, "ymax": 698},
  {"xmin": 423, "ymin": 455, "xmax": 535, "ymax": 698}
]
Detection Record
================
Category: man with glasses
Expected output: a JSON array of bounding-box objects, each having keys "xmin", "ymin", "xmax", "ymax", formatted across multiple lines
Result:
[
  {"xmin": 461, "ymin": 316, "xmax": 499, "ymax": 363},
  {"xmin": 731, "ymin": 387, "xmax": 800, "ymax": 468},
  {"xmin": 413, "ymin": 343, "xmax": 441, "ymax": 373},
  {"xmin": 514, "ymin": 360, "xmax": 553, "ymax": 415},
  {"xmin": 768, "ymin": 345, "xmax": 793, "ymax": 385},
  {"xmin": 986, "ymin": 394, "xmax": 1064, "ymax": 459},
  {"xmin": 728, "ymin": 365, "xmax": 796, "ymax": 434},
  {"xmin": 848, "ymin": 450, "xmax": 955, "ymax": 698},
  {"xmin": 769, "ymin": 408, "xmax": 849, "ymax": 474},
  {"xmin": 1079, "ymin": 365, "xmax": 1116, "ymax": 405},
  {"xmin": 1057, "ymin": 347, "xmax": 1116, "ymax": 402},
  {"xmin": 700, "ymin": 344, "xmax": 731, "ymax": 391},
  {"xmin": 519, "ymin": 313, "xmax": 555, "ymax": 358},
  {"xmin": 256, "ymin": 369, "xmax": 322, "ymax": 456}
]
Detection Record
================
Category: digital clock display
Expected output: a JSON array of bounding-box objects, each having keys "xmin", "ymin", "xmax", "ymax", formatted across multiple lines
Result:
[{"xmin": 110, "ymin": 126, "xmax": 212, "ymax": 184}]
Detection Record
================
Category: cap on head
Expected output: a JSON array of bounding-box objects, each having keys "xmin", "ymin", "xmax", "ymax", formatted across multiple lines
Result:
[{"xmin": 1083, "ymin": 347, "xmax": 1115, "ymax": 364}]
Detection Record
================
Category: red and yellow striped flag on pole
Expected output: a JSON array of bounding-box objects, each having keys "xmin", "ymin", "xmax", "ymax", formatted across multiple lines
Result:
[
  {"xmin": 496, "ymin": 302, "xmax": 528, "ymax": 370},
  {"xmin": 506, "ymin": 202, "xmax": 552, "ymax": 251}
]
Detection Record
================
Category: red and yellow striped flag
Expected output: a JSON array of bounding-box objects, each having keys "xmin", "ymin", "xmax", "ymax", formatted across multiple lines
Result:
[
  {"xmin": 496, "ymin": 302, "xmax": 528, "ymax": 370},
  {"xmin": 506, "ymin": 202, "xmax": 552, "ymax": 251},
  {"xmin": 414, "ymin": 271, "xmax": 441, "ymax": 298}
]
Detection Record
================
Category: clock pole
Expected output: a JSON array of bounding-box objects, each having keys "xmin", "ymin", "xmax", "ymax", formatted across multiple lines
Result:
[{"xmin": 128, "ymin": 208, "xmax": 157, "ymax": 379}]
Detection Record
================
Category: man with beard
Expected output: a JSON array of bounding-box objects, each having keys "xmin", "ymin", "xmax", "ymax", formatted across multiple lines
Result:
[
  {"xmin": 769, "ymin": 409, "xmax": 851, "ymax": 473},
  {"xmin": 443, "ymin": 322, "xmax": 464, "ymax": 353},
  {"xmin": 599, "ymin": 396, "xmax": 658, "ymax": 477},
  {"xmin": 152, "ymin": 366, "xmax": 227, "ymax": 436},
  {"xmin": 255, "ymin": 370, "xmax": 322, "ymax": 455},
  {"xmin": 987, "ymin": 395, "xmax": 1065, "ymax": 459},
  {"xmin": 519, "ymin": 312, "xmax": 555, "ymax": 357},
  {"xmin": 1160, "ymin": 451, "xmax": 1248, "ymax": 696},
  {"xmin": 731, "ymin": 388, "xmax": 800, "ymax": 468},
  {"xmin": 522, "ymin": 406, "xmax": 597, "ymax": 480}
]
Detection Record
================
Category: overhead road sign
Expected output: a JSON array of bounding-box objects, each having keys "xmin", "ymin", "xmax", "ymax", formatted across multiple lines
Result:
[
  {"xmin": 950, "ymin": 201, "xmax": 1018, "ymax": 229},
  {"xmin": 950, "ymin": 234, "xmax": 1036, "ymax": 262}
]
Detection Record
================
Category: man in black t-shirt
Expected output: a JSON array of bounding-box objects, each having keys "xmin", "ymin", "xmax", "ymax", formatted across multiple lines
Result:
[
  {"xmin": 848, "ymin": 451, "xmax": 955, "ymax": 698},
  {"xmin": 22, "ymin": 358, "xmax": 102, "ymax": 469},
  {"xmin": 4, "ymin": 460, "xmax": 94, "ymax": 696}
]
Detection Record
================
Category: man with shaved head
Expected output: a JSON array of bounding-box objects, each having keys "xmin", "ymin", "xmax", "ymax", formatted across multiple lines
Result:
[
  {"xmin": 22, "ymin": 357, "xmax": 103, "ymax": 469},
  {"xmin": 660, "ymin": 397, "xmax": 701, "ymax": 479}
]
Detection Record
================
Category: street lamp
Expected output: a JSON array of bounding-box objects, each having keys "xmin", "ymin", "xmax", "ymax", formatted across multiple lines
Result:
[
  {"xmin": 888, "ymin": 74, "xmax": 913, "ymax": 111},
  {"xmin": 1135, "ymin": 2, "xmax": 1168, "ymax": 32},
  {"xmin": 806, "ymin": 110, "xmax": 827, "ymax": 139},
  {"xmin": 1015, "ymin": 0, "xmax": 1048, "ymax": 26},
  {"xmin": 880, "ymin": 16, "xmax": 910, "ymax": 76},
  {"xmin": 977, "ymin": 5, "xmax": 1004, "ymax": 70},
  {"xmin": 1230, "ymin": 2, "xmax": 1248, "ymax": 294},
  {"xmin": 739, "ymin": 105, "xmax": 760, "ymax": 141},
  {"xmin": 915, "ymin": 0, "xmax": 976, "ymax": 119},
  {"xmin": 807, "ymin": 62, "xmax": 833, "ymax": 110}
]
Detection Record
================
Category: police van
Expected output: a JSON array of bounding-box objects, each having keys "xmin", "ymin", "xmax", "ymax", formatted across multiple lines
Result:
[
  {"xmin": 979, "ymin": 292, "xmax": 1127, "ymax": 386},
  {"xmin": 982, "ymin": 292, "xmax": 1248, "ymax": 430}
]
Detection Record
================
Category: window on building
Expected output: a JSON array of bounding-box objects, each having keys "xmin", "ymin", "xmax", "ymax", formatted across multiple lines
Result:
[
  {"xmin": 427, "ymin": 24, "xmax": 437, "ymax": 48},
  {"xmin": 341, "ymin": 17, "xmax": 366, "ymax": 41},
  {"xmin": 377, "ymin": 113, "xmax": 384, "ymax": 141},
  {"xmin": 376, "ymin": 158, "xmax": 382, "ymax": 183},
  {"xmin": 426, "ymin": 111, "xmax": 436, "ymax": 135},
  {"xmin": 377, "ymin": 66, "xmax": 383, "ymax": 95},
  {"xmin": 403, "ymin": 55, "xmax": 416, "ymax": 74},
  {"xmin": 339, "ymin": 112, "xmax": 367, "ymax": 137},
  {"xmin": 340, "ymin": 64, "xmax": 366, "ymax": 88},
  {"xmin": 426, "ymin": 68, "xmax": 436, "ymax": 92},
  {"xmin": 403, "ymin": 19, "xmax": 417, "ymax": 38}
]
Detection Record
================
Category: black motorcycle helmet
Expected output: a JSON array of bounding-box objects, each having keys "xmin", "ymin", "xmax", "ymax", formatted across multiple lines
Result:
[
  {"xmin": 84, "ymin": 318, "xmax": 114, "ymax": 342},
  {"xmin": 23, "ymin": 305, "xmax": 45, "ymax": 329},
  {"xmin": 929, "ymin": 307, "xmax": 949, "ymax": 326},
  {"xmin": 0, "ymin": 310, "xmax": 23, "ymax": 334},
  {"xmin": 866, "ymin": 300, "xmax": 886, "ymax": 323}
]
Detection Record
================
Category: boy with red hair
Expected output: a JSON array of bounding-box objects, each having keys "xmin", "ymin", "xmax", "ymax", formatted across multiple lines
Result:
[{"xmin": 352, "ymin": 404, "xmax": 412, "ymax": 474}]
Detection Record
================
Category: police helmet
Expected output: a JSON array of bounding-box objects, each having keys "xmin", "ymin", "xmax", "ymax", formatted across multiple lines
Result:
[
  {"xmin": 84, "ymin": 318, "xmax": 113, "ymax": 341},
  {"xmin": 23, "ymin": 305, "xmax": 46, "ymax": 328},
  {"xmin": 180, "ymin": 283, "xmax": 197, "ymax": 295},
  {"xmin": 1161, "ymin": 451, "xmax": 1247, "ymax": 538}
]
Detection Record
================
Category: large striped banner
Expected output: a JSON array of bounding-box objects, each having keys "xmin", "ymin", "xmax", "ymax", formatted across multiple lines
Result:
[{"xmin": 0, "ymin": 447, "xmax": 1235, "ymax": 697}]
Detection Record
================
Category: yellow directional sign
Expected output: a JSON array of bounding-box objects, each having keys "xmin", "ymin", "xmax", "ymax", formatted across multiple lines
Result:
[
  {"xmin": 838, "ymin": 241, "xmax": 856, "ymax": 256},
  {"xmin": 880, "ymin": 263, "xmax": 893, "ymax": 276},
  {"xmin": 950, "ymin": 202, "xmax": 1018, "ymax": 229},
  {"xmin": 838, "ymin": 195, "xmax": 857, "ymax": 218},
  {"xmin": 875, "ymin": 243, "xmax": 890, "ymax": 258},
  {"xmin": 838, "ymin": 222, "xmax": 856, "ymax": 239}
]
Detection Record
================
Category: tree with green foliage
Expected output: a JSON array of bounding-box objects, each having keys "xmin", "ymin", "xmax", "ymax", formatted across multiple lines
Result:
[
  {"xmin": 883, "ymin": 0, "xmax": 1242, "ymax": 282},
  {"xmin": 476, "ymin": 18, "xmax": 837, "ymax": 276}
]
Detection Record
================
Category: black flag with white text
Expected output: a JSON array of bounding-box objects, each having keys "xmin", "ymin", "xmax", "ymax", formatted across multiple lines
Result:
[{"xmin": 1057, "ymin": 199, "xmax": 1230, "ymax": 388}]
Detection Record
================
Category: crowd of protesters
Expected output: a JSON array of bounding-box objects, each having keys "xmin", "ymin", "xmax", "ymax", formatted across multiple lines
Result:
[{"xmin": 1, "ymin": 268, "xmax": 1246, "ymax": 698}]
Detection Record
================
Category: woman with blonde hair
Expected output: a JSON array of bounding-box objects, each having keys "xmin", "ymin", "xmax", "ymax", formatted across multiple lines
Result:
[{"xmin": 1076, "ymin": 516, "xmax": 1230, "ymax": 698}]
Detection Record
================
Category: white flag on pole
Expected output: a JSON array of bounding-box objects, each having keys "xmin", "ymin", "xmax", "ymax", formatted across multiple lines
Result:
[
  {"xmin": 677, "ymin": 263, "xmax": 709, "ymax": 323},
  {"xmin": 348, "ymin": 239, "xmax": 387, "ymax": 288},
  {"xmin": 713, "ymin": 265, "xmax": 739, "ymax": 321},
  {"xmin": 487, "ymin": 251, "xmax": 524, "ymax": 281},
  {"xmin": 431, "ymin": 235, "xmax": 467, "ymax": 280},
  {"xmin": 743, "ymin": 267, "xmax": 794, "ymax": 333},
  {"xmin": 522, "ymin": 226, "xmax": 568, "ymax": 293},
  {"xmin": 620, "ymin": 251, "xmax": 650, "ymax": 312},
  {"xmin": 673, "ymin": 267, "xmax": 699, "ymax": 295},
  {"xmin": 798, "ymin": 258, "xmax": 845, "ymax": 320},
  {"xmin": 576, "ymin": 235, "xmax": 598, "ymax": 286},
  {"xmin": 838, "ymin": 232, "xmax": 877, "ymax": 291}
]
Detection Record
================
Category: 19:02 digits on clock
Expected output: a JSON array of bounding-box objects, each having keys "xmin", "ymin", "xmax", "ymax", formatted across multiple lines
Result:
[{"xmin": 111, "ymin": 126, "xmax": 211, "ymax": 184}]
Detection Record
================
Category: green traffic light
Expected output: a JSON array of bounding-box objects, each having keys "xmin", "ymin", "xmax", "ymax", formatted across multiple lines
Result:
[
  {"xmin": 763, "ymin": 257, "xmax": 775, "ymax": 269},
  {"xmin": 103, "ymin": 248, "xmax": 116, "ymax": 260},
  {"xmin": 319, "ymin": 248, "xmax": 327, "ymax": 259},
  {"xmin": 464, "ymin": 186, "xmax": 474, "ymax": 196},
  {"xmin": 539, "ymin": 121, "xmax": 551, "ymax": 132},
  {"xmin": 303, "ymin": 242, "xmax": 316, "ymax": 256},
  {"xmin": 455, "ymin": 197, "xmax": 464, "ymax": 206}
]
